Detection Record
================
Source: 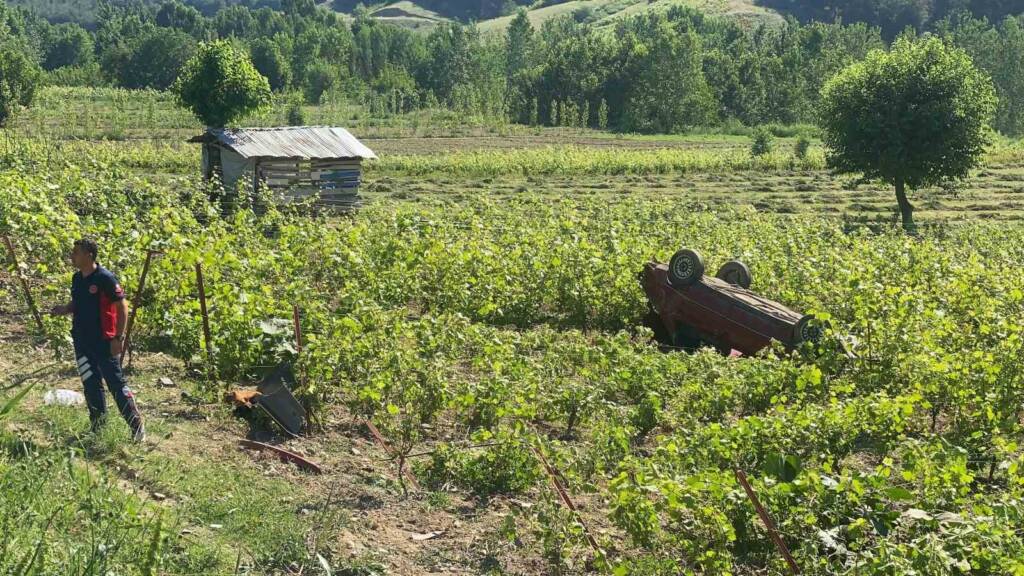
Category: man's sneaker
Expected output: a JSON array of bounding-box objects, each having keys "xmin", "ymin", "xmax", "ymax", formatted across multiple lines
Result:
[{"xmin": 132, "ymin": 422, "xmax": 147, "ymax": 444}]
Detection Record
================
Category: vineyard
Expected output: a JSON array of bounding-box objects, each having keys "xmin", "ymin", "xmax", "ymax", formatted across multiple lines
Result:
[{"xmin": 2, "ymin": 127, "xmax": 1024, "ymax": 574}]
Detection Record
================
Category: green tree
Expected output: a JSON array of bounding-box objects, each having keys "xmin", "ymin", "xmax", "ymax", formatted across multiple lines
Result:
[
  {"xmin": 173, "ymin": 40, "xmax": 272, "ymax": 128},
  {"xmin": 989, "ymin": 17, "xmax": 1024, "ymax": 136},
  {"xmin": 620, "ymin": 21, "xmax": 715, "ymax": 133},
  {"xmin": 535, "ymin": 18, "xmax": 611, "ymax": 128},
  {"xmin": 250, "ymin": 37, "xmax": 291, "ymax": 92},
  {"xmin": 819, "ymin": 36, "xmax": 996, "ymax": 231},
  {"xmin": 302, "ymin": 59, "xmax": 338, "ymax": 104},
  {"xmin": 213, "ymin": 5, "xmax": 257, "ymax": 39},
  {"xmin": 0, "ymin": 40, "xmax": 40, "ymax": 126},
  {"xmin": 42, "ymin": 23, "xmax": 93, "ymax": 71},
  {"xmin": 505, "ymin": 9, "xmax": 533, "ymax": 78},
  {"xmin": 419, "ymin": 23, "xmax": 477, "ymax": 104},
  {"xmin": 121, "ymin": 28, "xmax": 196, "ymax": 90},
  {"xmin": 939, "ymin": 14, "xmax": 1024, "ymax": 136},
  {"xmin": 94, "ymin": 3, "xmax": 154, "ymax": 83},
  {"xmin": 155, "ymin": 1, "xmax": 209, "ymax": 39}
]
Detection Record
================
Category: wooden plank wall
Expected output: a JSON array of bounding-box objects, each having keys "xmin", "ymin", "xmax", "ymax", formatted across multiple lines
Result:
[{"xmin": 256, "ymin": 158, "xmax": 363, "ymax": 211}]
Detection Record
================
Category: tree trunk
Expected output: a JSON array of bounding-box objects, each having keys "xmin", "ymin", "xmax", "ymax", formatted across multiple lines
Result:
[{"xmin": 894, "ymin": 177, "xmax": 915, "ymax": 233}]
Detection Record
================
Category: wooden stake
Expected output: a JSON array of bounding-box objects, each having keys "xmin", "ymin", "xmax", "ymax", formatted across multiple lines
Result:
[
  {"xmin": 530, "ymin": 443, "xmax": 602, "ymax": 555},
  {"xmin": 2, "ymin": 235, "xmax": 45, "ymax": 336},
  {"xmin": 195, "ymin": 261, "xmax": 214, "ymax": 381},
  {"xmin": 735, "ymin": 469, "xmax": 800, "ymax": 575},
  {"xmin": 122, "ymin": 249, "xmax": 160, "ymax": 364}
]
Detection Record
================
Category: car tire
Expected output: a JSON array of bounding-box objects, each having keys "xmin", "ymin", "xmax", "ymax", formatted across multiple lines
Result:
[
  {"xmin": 716, "ymin": 260, "xmax": 752, "ymax": 288},
  {"xmin": 794, "ymin": 315, "xmax": 823, "ymax": 345},
  {"xmin": 668, "ymin": 249, "xmax": 705, "ymax": 287}
]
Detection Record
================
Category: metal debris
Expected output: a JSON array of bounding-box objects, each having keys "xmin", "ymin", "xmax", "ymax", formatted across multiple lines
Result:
[{"xmin": 238, "ymin": 439, "xmax": 323, "ymax": 474}]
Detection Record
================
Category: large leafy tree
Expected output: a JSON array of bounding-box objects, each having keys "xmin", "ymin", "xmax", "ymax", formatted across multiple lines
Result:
[
  {"xmin": 249, "ymin": 37, "xmax": 291, "ymax": 92},
  {"xmin": 0, "ymin": 39, "xmax": 41, "ymax": 127},
  {"xmin": 418, "ymin": 23, "xmax": 478, "ymax": 105},
  {"xmin": 534, "ymin": 17, "xmax": 612, "ymax": 126},
  {"xmin": 41, "ymin": 23, "xmax": 93, "ymax": 70},
  {"xmin": 505, "ymin": 9, "xmax": 533, "ymax": 78},
  {"xmin": 505, "ymin": 9, "xmax": 536, "ymax": 124},
  {"xmin": 155, "ymin": 0, "xmax": 210, "ymax": 39},
  {"xmin": 120, "ymin": 28, "xmax": 196, "ymax": 90},
  {"xmin": 173, "ymin": 40, "xmax": 272, "ymax": 128},
  {"xmin": 819, "ymin": 36, "xmax": 996, "ymax": 231},
  {"xmin": 619, "ymin": 20, "xmax": 715, "ymax": 132},
  {"xmin": 939, "ymin": 14, "xmax": 1024, "ymax": 136}
]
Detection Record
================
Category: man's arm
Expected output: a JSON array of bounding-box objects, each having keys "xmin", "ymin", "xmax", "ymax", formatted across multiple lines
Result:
[
  {"xmin": 106, "ymin": 276, "xmax": 128, "ymax": 356},
  {"xmin": 114, "ymin": 299, "xmax": 128, "ymax": 339},
  {"xmin": 109, "ymin": 298, "xmax": 128, "ymax": 356}
]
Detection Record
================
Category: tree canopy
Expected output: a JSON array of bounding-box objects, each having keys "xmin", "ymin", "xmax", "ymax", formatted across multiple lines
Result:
[
  {"xmin": 819, "ymin": 36, "xmax": 997, "ymax": 230},
  {"xmin": 172, "ymin": 39, "xmax": 272, "ymax": 127},
  {"xmin": 0, "ymin": 38, "xmax": 41, "ymax": 126},
  {"xmin": 2, "ymin": 0, "xmax": 1024, "ymax": 137}
]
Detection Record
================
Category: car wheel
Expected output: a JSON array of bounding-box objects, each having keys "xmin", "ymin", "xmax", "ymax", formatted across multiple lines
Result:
[
  {"xmin": 716, "ymin": 260, "xmax": 752, "ymax": 288},
  {"xmin": 794, "ymin": 315, "xmax": 823, "ymax": 345},
  {"xmin": 668, "ymin": 249, "xmax": 705, "ymax": 287}
]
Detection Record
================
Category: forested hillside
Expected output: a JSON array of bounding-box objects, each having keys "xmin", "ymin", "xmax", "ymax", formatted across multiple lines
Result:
[
  {"xmin": 758, "ymin": 0, "xmax": 1024, "ymax": 39},
  {"xmin": 1, "ymin": 0, "xmax": 1023, "ymax": 136},
  {"xmin": 15, "ymin": 0, "xmax": 1024, "ymax": 31}
]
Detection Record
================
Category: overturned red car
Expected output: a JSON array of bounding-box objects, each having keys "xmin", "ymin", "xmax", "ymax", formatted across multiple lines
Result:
[{"xmin": 640, "ymin": 248, "xmax": 820, "ymax": 356}]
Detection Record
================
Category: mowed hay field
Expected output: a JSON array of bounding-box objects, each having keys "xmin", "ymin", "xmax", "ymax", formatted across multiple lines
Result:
[
  {"xmin": 11, "ymin": 88, "xmax": 1024, "ymax": 223},
  {"xmin": 3, "ymin": 87, "xmax": 1024, "ymax": 575}
]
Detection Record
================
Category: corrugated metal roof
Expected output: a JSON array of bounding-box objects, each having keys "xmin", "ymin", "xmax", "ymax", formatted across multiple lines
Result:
[{"xmin": 202, "ymin": 126, "xmax": 377, "ymax": 160}]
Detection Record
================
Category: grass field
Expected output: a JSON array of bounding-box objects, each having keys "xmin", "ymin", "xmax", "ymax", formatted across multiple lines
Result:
[{"xmin": 3, "ymin": 87, "xmax": 1024, "ymax": 575}]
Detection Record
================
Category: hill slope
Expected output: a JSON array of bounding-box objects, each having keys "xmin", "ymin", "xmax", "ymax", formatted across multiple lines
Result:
[{"xmin": 477, "ymin": 0, "xmax": 782, "ymax": 34}]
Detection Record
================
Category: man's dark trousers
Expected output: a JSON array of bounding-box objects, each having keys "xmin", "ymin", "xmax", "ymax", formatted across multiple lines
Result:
[{"xmin": 74, "ymin": 338, "xmax": 141, "ymax": 432}]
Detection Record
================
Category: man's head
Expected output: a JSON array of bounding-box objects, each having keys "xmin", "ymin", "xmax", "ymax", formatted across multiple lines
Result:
[{"xmin": 71, "ymin": 238, "xmax": 98, "ymax": 270}]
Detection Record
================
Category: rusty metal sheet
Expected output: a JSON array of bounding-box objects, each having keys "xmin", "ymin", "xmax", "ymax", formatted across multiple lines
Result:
[
  {"xmin": 238, "ymin": 439, "xmax": 322, "ymax": 474},
  {"xmin": 201, "ymin": 127, "xmax": 378, "ymax": 160}
]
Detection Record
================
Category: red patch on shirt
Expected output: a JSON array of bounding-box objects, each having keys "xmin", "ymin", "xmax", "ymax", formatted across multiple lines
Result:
[{"xmin": 89, "ymin": 285, "xmax": 98, "ymax": 294}]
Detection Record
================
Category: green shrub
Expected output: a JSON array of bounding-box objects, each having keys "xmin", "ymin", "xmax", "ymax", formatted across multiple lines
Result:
[
  {"xmin": 794, "ymin": 134, "xmax": 811, "ymax": 159},
  {"xmin": 286, "ymin": 100, "xmax": 305, "ymax": 125},
  {"xmin": 750, "ymin": 127, "xmax": 774, "ymax": 157}
]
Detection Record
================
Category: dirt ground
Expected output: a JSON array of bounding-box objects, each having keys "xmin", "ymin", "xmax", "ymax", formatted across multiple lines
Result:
[{"xmin": 0, "ymin": 315, "xmax": 605, "ymax": 575}]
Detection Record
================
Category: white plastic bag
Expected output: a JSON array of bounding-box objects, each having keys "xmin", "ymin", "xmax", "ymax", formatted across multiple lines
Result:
[{"xmin": 43, "ymin": 389, "xmax": 85, "ymax": 406}]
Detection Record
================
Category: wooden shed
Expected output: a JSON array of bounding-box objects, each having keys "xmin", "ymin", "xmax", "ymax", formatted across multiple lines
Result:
[{"xmin": 190, "ymin": 126, "xmax": 377, "ymax": 211}]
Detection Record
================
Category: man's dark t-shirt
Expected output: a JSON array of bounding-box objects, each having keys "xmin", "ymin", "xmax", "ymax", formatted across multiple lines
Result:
[{"xmin": 71, "ymin": 265, "xmax": 125, "ymax": 343}]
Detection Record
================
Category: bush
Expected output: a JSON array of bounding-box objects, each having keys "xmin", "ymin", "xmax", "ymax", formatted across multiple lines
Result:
[
  {"xmin": 794, "ymin": 134, "xmax": 811, "ymax": 159},
  {"xmin": 417, "ymin": 438, "xmax": 540, "ymax": 497},
  {"xmin": 44, "ymin": 63, "xmax": 107, "ymax": 87},
  {"xmin": 751, "ymin": 127, "xmax": 774, "ymax": 156},
  {"xmin": 286, "ymin": 99, "xmax": 305, "ymax": 125}
]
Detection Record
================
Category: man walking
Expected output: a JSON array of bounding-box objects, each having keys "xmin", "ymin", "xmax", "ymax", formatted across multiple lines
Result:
[{"xmin": 51, "ymin": 238, "xmax": 145, "ymax": 442}]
